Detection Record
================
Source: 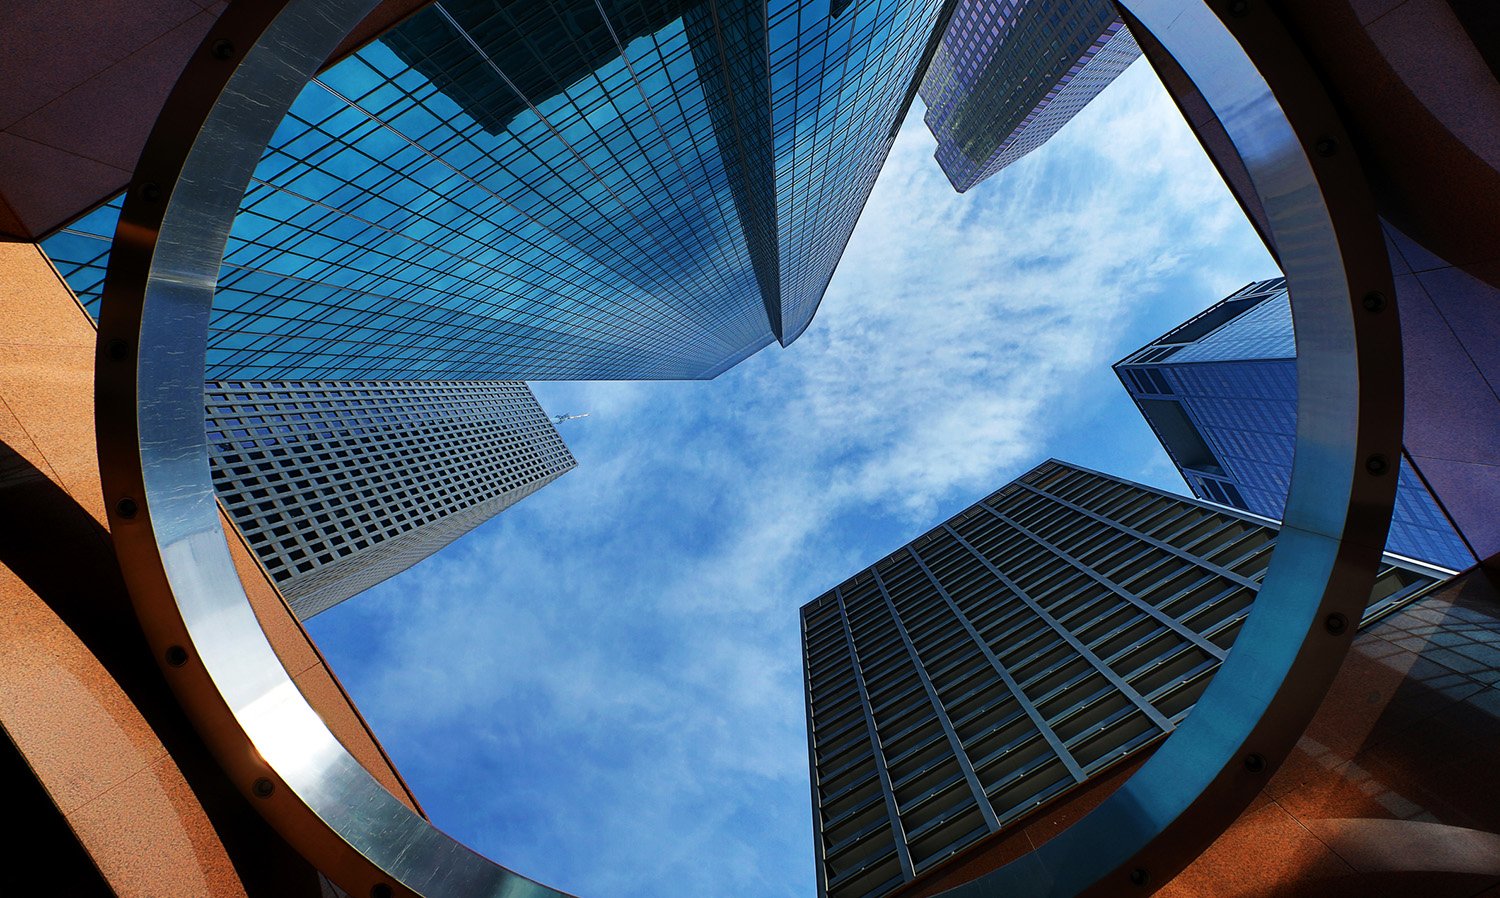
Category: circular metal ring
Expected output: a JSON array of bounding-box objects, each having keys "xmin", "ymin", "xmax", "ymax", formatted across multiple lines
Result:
[
  {"xmin": 938, "ymin": 0, "xmax": 1400, "ymax": 893},
  {"xmin": 95, "ymin": 2, "xmax": 575, "ymax": 896},
  {"xmin": 92, "ymin": 0, "xmax": 1400, "ymax": 896}
]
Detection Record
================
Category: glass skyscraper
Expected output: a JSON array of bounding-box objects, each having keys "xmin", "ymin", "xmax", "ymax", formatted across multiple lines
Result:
[
  {"xmin": 801, "ymin": 460, "xmax": 1446, "ymax": 898},
  {"xmin": 918, "ymin": 0, "xmax": 1139, "ymax": 192},
  {"xmin": 42, "ymin": 0, "xmax": 952, "ymax": 379},
  {"xmin": 208, "ymin": 380, "xmax": 574, "ymax": 618},
  {"xmin": 1116, "ymin": 278, "xmax": 1473, "ymax": 571}
]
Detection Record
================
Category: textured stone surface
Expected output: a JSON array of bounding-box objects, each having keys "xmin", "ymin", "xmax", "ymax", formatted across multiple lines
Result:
[{"xmin": 0, "ymin": 241, "xmax": 420, "ymax": 893}]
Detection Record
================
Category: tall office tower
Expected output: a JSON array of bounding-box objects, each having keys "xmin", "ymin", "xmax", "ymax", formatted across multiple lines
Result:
[
  {"xmin": 41, "ymin": 0, "xmax": 951, "ymax": 380},
  {"xmin": 39, "ymin": 0, "xmax": 949, "ymax": 614},
  {"xmin": 1115, "ymin": 278, "xmax": 1472, "ymax": 570},
  {"xmin": 800, "ymin": 460, "xmax": 1445, "ymax": 898},
  {"xmin": 918, "ymin": 0, "xmax": 1139, "ymax": 192},
  {"xmin": 207, "ymin": 380, "xmax": 574, "ymax": 618}
]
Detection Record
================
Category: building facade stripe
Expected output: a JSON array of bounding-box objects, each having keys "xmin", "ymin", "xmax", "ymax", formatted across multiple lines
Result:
[
  {"xmin": 870, "ymin": 567, "xmax": 1003, "ymax": 832},
  {"xmin": 972, "ymin": 502, "xmax": 1229, "ymax": 662},
  {"xmin": 903, "ymin": 545, "xmax": 1088, "ymax": 783}
]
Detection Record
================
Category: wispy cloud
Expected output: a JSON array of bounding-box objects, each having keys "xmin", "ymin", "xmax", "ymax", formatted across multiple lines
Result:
[{"xmin": 310, "ymin": 61, "xmax": 1274, "ymax": 898}]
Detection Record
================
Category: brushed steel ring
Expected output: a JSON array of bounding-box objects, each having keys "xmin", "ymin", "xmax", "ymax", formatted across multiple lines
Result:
[{"xmin": 93, "ymin": 0, "xmax": 1400, "ymax": 895}]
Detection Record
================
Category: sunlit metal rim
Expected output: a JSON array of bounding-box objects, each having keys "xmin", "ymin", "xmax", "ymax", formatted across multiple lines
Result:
[
  {"xmin": 937, "ymin": 0, "xmax": 1401, "ymax": 893},
  {"xmin": 94, "ymin": 2, "xmax": 574, "ymax": 896},
  {"xmin": 92, "ymin": 0, "xmax": 1400, "ymax": 896}
]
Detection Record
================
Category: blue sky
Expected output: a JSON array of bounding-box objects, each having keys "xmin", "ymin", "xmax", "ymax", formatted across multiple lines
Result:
[{"xmin": 309, "ymin": 60, "xmax": 1273, "ymax": 898}]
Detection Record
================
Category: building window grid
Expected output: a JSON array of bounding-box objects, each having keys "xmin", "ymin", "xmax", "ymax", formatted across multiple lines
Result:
[
  {"xmin": 207, "ymin": 380, "xmax": 574, "ymax": 617},
  {"xmin": 1116, "ymin": 290, "xmax": 1471, "ymax": 569},
  {"xmin": 803, "ymin": 461, "xmax": 1445, "ymax": 898},
  {"xmin": 918, "ymin": 0, "xmax": 1139, "ymax": 191},
  {"xmin": 45, "ymin": 0, "xmax": 953, "ymax": 379}
]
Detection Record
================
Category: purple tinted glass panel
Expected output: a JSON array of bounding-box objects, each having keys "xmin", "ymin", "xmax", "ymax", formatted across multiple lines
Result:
[{"xmin": 918, "ymin": 0, "xmax": 1140, "ymax": 192}]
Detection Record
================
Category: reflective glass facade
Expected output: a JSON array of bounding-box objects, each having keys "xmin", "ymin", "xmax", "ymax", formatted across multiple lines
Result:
[
  {"xmin": 208, "ymin": 380, "xmax": 574, "ymax": 618},
  {"xmin": 801, "ymin": 460, "xmax": 1446, "ymax": 898},
  {"xmin": 919, "ymin": 0, "xmax": 1139, "ymax": 192},
  {"xmin": 769, "ymin": 0, "xmax": 951, "ymax": 340},
  {"xmin": 43, "ymin": 0, "xmax": 952, "ymax": 377},
  {"xmin": 1116, "ymin": 279, "xmax": 1473, "ymax": 570}
]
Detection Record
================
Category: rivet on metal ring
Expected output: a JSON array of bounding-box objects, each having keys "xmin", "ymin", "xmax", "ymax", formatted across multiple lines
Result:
[
  {"xmin": 1362, "ymin": 291, "xmax": 1386, "ymax": 312},
  {"xmin": 1365, "ymin": 454, "xmax": 1389, "ymax": 476},
  {"xmin": 211, "ymin": 39, "xmax": 236, "ymax": 60},
  {"xmin": 252, "ymin": 778, "xmax": 275, "ymax": 799},
  {"xmin": 370, "ymin": 885, "xmax": 394, "ymax": 898},
  {"xmin": 1325, "ymin": 612, "xmax": 1349, "ymax": 635},
  {"xmin": 1243, "ymin": 753, "xmax": 1266, "ymax": 773},
  {"xmin": 139, "ymin": 182, "xmax": 162, "ymax": 203},
  {"xmin": 105, "ymin": 339, "xmax": 129, "ymax": 361},
  {"xmin": 165, "ymin": 645, "xmax": 189, "ymax": 668},
  {"xmin": 1314, "ymin": 136, "xmax": 1339, "ymax": 157},
  {"xmin": 1129, "ymin": 868, "xmax": 1150, "ymax": 886},
  {"xmin": 115, "ymin": 497, "xmax": 138, "ymax": 519},
  {"xmin": 1227, "ymin": 0, "xmax": 1249, "ymax": 16}
]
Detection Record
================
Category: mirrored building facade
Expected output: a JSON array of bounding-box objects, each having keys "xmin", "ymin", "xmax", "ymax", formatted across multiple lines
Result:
[
  {"xmin": 38, "ymin": 0, "xmax": 957, "ymax": 616},
  {"xmin": 800, "ymin": 460, "xmax": 1447, "ymax": 898},
  {"xmin": 207, "ymin": 380, "xmax": 574, "ymax": 618},
  {"xmin": 918, "ymin": 0, "xmax": 1139, "ymax": 192},
  {"xmin": 43, "ymin": 0, "xmax": 952, "ymax": 378},
  {"xmin": 1115, "ymin": 278, "xmax": 1473, "ymax": 570}
]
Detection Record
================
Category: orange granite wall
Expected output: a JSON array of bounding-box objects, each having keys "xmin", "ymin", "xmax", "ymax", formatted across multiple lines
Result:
[
  {"xmin": 1160, "ymin": 567, "xmax": 1500, "ymax": 898},
  {"xmin": 0, "ymin": 239, "xmax": 422, "ymax": 895}
]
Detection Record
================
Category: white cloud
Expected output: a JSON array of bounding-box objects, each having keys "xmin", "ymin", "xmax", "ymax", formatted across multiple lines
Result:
[{"xmin": 311, "ymin": 60, "xmax": 1274, "ymax": 898}]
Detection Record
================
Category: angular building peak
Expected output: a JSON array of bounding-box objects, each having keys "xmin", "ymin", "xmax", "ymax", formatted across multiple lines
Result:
[
  {"xmin": 1115, "ymin": 280, "xmax": 1473, "ymax": 570},
  {"xmin": 44, "ymin": 0, "xmax": 957, "ymax": 376},
  {"xmin": 919, "ymin": 0, "xmax": 1141, "ymax": 192}
]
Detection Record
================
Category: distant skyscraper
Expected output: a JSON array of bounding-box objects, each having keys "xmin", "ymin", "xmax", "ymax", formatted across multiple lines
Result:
[
  {"xmin": 800, "ymin": 460, "xmax": 1445, "ymax": 898},
  {"xmin": 1115, "ymin": 278, "xmax": 1472, "ymax": 570},
  {"xmin": 42, "ymin": 0, "xmax": 951, "ymax": 379},
  {"xmin": 919, "ymin": 0, "xmax": 1139, "ymax": 192},
  {"xmin": 208, "ymin": 380, "xmax": 574, "ymax": 618}
]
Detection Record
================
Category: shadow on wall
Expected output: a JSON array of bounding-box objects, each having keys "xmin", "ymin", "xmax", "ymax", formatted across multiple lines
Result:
[
  {"xmin": 1162, "ymin": 567, "xmax": 1500, "ymax": 897},
  {"xmin": 0, "ymin": 436, "xmax": 326, "ymax": 898}
]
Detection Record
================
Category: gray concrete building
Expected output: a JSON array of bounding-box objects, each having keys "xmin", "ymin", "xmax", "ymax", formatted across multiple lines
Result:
[{"xmin": 207, "ymin": 380, "xmax": 575, "ymax": 618}]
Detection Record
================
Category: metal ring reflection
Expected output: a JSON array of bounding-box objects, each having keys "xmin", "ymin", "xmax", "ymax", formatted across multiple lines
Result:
[
  {"xmin": 937, "ymin": 0, "xmax": 1401, "ymax": 892},
  {"xmin": 94, "ymin": 1, "xmax": 575, "ymax": 896},
  {"xmin": 92, "ymin": 2, "xmax": 1400, "ymax": 898}
]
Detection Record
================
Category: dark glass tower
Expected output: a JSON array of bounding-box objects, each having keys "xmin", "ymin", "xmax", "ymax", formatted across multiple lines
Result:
[
  {"xmin": 42, "ymin": 0, "xmax": 952, "ymax": 378},
  {"xmin": 1115, "ymin": 278, "xmax": 1473, "ymax": 570},
  {"xmin": 918, "ymin": 0, "xmax": 1139, "ymax": 192},
  {"xmin": 800, "ymin": 460, "xmax": 1446, "ymax": 898},
  {"xmin": 208, "ymin": 380, "xmax": 574, "ymax": 618}
]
